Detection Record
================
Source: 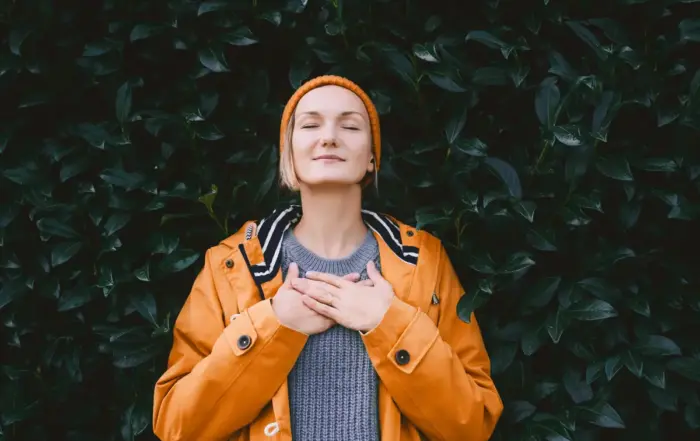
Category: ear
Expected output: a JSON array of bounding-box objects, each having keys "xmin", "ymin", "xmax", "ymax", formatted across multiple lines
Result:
[{"xmin": 367, "ymin": 157, "xmax": 375, "ymax": 173}]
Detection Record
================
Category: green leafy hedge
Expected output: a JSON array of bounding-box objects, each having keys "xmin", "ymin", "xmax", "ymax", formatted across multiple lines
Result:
[{"xmin": 2, "ymin": 0, "xmax": 700, "ymax": 440}]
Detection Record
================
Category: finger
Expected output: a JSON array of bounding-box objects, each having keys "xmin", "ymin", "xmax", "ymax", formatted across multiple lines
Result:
[
  {"xmin": 303, "ymin": 286, "xmax": 335, "ymax": 307},
  {"xmin": 305, "ymin": 271, "xmax": 348, "ymax": 288},
  {"xmin": 285, "ymin": 262, "xmax": 299, "ymax": 284},
  {"xmin": 292, "ymin": 278, "xmax": 338, "ymax": 297},
  {"xmin": 342, "ymin": 272, "xmax": 361, "ymax": 282},
  {"xmin": 366, "ymin": 261, "xmax": 385, "ymax": 286},
  {"xmin": 357, "ymin": 279, "xmax": 374, "ymax": 287},
  {"xmin": 302, "ymin": 295, "xmax": 340, "ymax": 321}
]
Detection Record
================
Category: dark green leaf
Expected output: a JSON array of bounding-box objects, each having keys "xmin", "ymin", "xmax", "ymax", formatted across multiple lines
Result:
[
  {"xmin": 198, "ymin": 48, "xmax": 230, "ymax": 72},
  {"xmin": 454, "ymin": 138, "xmax": 488, "ymax": 157},
  {"xmin": 553, "ymin": 125, "xmax": 585, "ymax": 146},
  {"xmin": 545, "ymin": 308, "xmax": 566, "ymax": 343},
  {"xmin": 566, "ymin": 21, "xmax": 608, "ymax": 60},
  {"xmin": 427, "ymin": 73, "xmax": 466, "ymax": 92},
  {"xmin": 685, "ymin": 405, "xmax": 700, "ymax": 429},
  {"xmin": 667, "ymin": 357, "xmax": 700, "ymax": 382},
  {"xmin": 100, "ymin": 168, "xmax": 146, "ymax": 190},
  {"xmin": 527, "ymin": 228, "xmax": 557, "ymax": 251},
  {"xmin": 456, "ymin": 290, "xmax": 488, "ymax": 323},
  {"xmin": 596, "ymin": 157, "xmax": 634, "ymax": 181},
  {"xmin": 444, "ymin": 106, "xmax": 467, "ymax": 144},
  {"xmin": 535, "ymin": 77, "xmax": 560, "ymax": 127},
  {"xmin": 605, "ymin": 355, "xmax": 624, "ymax": 381},
  {"xmin": 513, "ymin": 201, "xmax": 536, "ymax": 222},
  {"xmin": 623, "ymin": 350, "xmax": 644, "ymax": 378},
  {"xmin": 116, "ymin": 82, "xmax": 132, "ymax": 124},
  {"xmin": 583, "ymin": 403, "xmax": 626, "ymax": 429},
  {"xmin": 129, "ymin": 291, "xmax": 157, "ymax": 325},
  {"xmin": 193, "ymin": 123, "xmax": 225, "ymax": 141},
  {"xmin": 129, "ymin": 24, "xmax": 163, "ymax": 42},
  {"xmin": 635, "ymin": 335, "xmax": 682, "ymax": 357},
  {"xmin": 60, "ymin": 156, "xmax": 91, "ymax": 182},
  {"xmin": 635, "ymin": 158, "xmax": 678, "ymax": 172},
  {"xmin": 563, "ymin": 368, "xmax": 594, "ymax": 403},
  {"xmin": 648, "ymin": 386, "xmax": 677, "ymax": 411},
  {"xmin": 36, "ymin": 218, "xmax": 79, "ymax": 239},
  {"xmin": 643, "ymin": 362, "xmax": 665, "ymax": 389},
  {"xmin": 679, "ymin": 19, "xmax": 700, "ymax": 42},
  {"xmin": 577, "ymin": 278, "xmax": 621, "ymax": 302},
  {"xmin": 500, "ymin": 252, "xmax": 535, "ymax": 274},
  {"xmin": 566, "ymin": 299, "xmax": 618, "ymax": 321},
  {"xmin": 57, "ymin": 286, "xmax": 92, "ymax": 312},
  {"xmin": 158, "ymin": 249, "xmax": 200, "ymax": 273},
  {"xmin": 413, "ymin": 43, "xmax": 440, "ymax": 63},
  {"xmin": 465, "ymin": 30, "xmax": 509, "ymax": 50},
  {"xmin": 51, "ymin": 242, "xmax": 82, "ymax": 267},
  {"xmin": 507, "ymin": 400, "xmax": 537, "ymax": 423},
  {"xmin": 484, "ymin": 157, "xmax": 522, "ymax": 198},
  {"xmin": 222, "ymin": 27, "xmax": 258, "ymax": 46},
  {"xmin": 103, "ymin": 213, "xmax": 131, "ymax": 236},
  {"xmin": 0, "ymin": 278, "xmax": 30, "ymax": 310},
  {"xmin": 525, "ymin": 277, "xmax": 561, "ymax": 308}
]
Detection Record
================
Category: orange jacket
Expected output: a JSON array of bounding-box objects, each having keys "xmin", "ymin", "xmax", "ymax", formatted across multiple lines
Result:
[{"xmin": 153, "ymin": 205, "xmax": 503, "ymax": 441}]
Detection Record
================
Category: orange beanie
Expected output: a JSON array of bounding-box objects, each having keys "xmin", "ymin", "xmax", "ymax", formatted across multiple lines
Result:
[{"xmin": 279, "ymin": 75, "xmax": 381, "ymax": 171}]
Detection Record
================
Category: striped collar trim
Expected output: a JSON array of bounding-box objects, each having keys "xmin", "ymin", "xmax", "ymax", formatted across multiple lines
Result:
[{"xmin": 250, "ymin": 205, "xmax": 418, "ymax": 284}]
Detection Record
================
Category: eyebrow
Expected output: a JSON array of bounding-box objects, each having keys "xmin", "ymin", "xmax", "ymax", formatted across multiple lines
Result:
[{"xmin": 298, "ymin": 111, "xmax": 364, "ymax": 117}]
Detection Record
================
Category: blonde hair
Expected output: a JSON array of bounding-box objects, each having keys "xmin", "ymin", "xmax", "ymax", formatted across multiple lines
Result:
[{"xmin": 278, "ymin": 113, "xmax": 378, "ymax": 192}]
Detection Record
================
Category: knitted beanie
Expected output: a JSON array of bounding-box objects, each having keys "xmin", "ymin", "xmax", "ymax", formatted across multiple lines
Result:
[{"xmin": 279, "ymin": 75, "xmax": 381, "ymax": 171}]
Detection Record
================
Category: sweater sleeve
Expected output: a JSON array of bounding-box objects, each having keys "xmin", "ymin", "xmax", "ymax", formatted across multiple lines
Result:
[
  {"xmin": 152, "ymin": 249, "xmax": 307, "ymax": 441},
  {"xmin": 361, "ymin": 242, "xmax": 503, "ymax": 441}
]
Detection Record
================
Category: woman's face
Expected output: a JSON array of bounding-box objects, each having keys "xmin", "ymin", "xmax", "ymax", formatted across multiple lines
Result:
[{"xmin": 291, "ymin": 85, "xmax": 374, "ymax": 188}]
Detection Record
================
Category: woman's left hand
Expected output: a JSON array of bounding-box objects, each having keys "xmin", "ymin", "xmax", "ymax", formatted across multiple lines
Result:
[{"xmin": 291, "ymin": 261, "xmax": 394, "ymax": 332}]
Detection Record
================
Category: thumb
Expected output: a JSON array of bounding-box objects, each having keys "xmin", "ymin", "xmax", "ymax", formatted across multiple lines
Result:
[
  {"xmin": 366, "ymin": 261, "xmax": 384, "ymax": 285},
  {"xmin": 286, "ymin": 262, "xmax": 299, "ymax": 283}
]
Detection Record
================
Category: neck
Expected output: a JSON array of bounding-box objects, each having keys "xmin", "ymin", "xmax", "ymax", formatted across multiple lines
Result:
[{"xmin": 293, "ymin": 184, "xmax": 368, "ymax": 259}]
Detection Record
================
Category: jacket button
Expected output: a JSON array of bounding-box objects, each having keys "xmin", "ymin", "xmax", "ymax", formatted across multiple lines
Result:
[
  {"xmin": 406, "ymin": 230, "xmax": 414, "ymax": 237},
  {"xmin": 237, "ymin": 335, "xmax": 251, "ymax": 350},
  {"xmin": 395, "ymin": 349, "xmax": 410, "ymax": 365},
  {"xmin": 225, "ymin": 259, "xmax": 234, "ymax": 268}
]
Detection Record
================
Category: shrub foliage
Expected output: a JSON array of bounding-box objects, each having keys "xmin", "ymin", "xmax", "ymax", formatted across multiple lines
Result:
[{"xmin": 1, "ymin": 0, "xmax": 700, "ymax": 440}]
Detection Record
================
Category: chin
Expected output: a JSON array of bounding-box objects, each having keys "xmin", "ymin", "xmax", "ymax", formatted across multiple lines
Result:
[{"xmin": 300, "ymin": 174, "xmax": 364, "ymax": 188}]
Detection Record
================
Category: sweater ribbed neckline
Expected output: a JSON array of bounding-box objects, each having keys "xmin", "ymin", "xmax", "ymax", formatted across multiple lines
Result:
[{"xmin": 282, "ymin": 228, "xmax": 377, "ymax": 277}]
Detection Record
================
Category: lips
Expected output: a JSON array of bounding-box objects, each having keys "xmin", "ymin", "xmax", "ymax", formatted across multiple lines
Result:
[{"xmin": 313, "ymin": 155, "xmax": 345, "ymax": 161}]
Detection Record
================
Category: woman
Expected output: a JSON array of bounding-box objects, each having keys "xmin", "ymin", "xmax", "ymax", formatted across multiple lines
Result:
[{"xmin": 152, "ymin": 75, "xmax": 503, "ymax": 441}]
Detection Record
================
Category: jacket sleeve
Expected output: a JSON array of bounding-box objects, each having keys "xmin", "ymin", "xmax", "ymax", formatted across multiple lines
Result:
[
  {"xmin": 361, "ymin": 243, "xmax": 503, "ymax": 441},
  {"xmin": 152, "ymin": 249, "xmax": 308, "ymax": 441}
]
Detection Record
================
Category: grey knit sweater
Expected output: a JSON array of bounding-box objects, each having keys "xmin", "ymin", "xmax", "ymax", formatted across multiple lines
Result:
[{"xmin": 280, "ymin": 228, "xmax": 381, "ymax": 441}]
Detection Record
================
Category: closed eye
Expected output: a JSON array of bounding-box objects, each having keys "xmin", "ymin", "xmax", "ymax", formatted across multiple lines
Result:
[{"xmin": 342, "ymin": 126, "xmax": 360, "ymax": 131}]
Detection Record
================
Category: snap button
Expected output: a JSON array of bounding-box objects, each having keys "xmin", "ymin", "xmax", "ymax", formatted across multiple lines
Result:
[
  {"xmin": 264, "ymin": 422, "xmax": 280, "ymax": 436},
  {"xmin": 395, "ymin": 349, "xmax": 410, "ymax": 365},
  {"xmin": 406, "ymin": 230, "xmax": 414, "ymax": 237},
  {"xmin": 237, "ymin": 335, "xmax": 251, "ymax": 350},
  {"xmin": 225, "ymin": 259, "xmax": 234, "ymax": 268}
]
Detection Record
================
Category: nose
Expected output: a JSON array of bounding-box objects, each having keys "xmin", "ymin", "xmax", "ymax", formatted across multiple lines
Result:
[{"xmin": 320, "ymin": 123, "xmax": 338, "ymax": 147}]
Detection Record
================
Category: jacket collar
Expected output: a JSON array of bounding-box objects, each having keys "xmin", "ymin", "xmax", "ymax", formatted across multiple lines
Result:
[{"xmin": 247, "ymin": 204, "xmax": 419, "ymax": 286}]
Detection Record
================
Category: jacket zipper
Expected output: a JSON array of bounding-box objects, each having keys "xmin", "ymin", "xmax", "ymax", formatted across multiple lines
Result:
[
  {"xmin": 239, "ymin": 223, "xmax": 264, "ymax": 301},
  {"xmin": 244, "ymin": 223, "xmax": 255, "ymax": 241}
]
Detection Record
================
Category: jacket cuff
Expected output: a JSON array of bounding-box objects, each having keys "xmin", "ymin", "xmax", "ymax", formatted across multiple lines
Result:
[
  {"xmin": 223, "ymin": 299, "xmax": 308, "ymax": 357},
  {"xmin": 362, "ymin": 296, "xmax": 439, "ymax": 374}
]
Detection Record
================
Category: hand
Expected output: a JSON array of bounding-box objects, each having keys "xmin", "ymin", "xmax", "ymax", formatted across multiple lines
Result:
[
  {"xmin": 271, "ymin": 263, "xmax": 335, "ymax": 335},
  {"xmin": 271, "ymin": 263, "xmax": 372, "ymax": 335},
  {"xmin": 292, "ymin": 261, "xmax": 394, "ymax": 333}
]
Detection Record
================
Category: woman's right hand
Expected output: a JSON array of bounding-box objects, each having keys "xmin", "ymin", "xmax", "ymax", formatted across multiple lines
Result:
[
  {"xmin": 272, "ymin": 263, "xmax": 335, "ymax": 335},
  {"xmin": 272, "ymin": 262, "xmax": 372, "ymax": 335}
]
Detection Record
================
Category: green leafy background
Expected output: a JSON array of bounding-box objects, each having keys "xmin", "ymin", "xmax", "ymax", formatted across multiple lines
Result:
[{"xmin": 1, "ymin": 0, "xmax": 700, "ymax": 440}]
